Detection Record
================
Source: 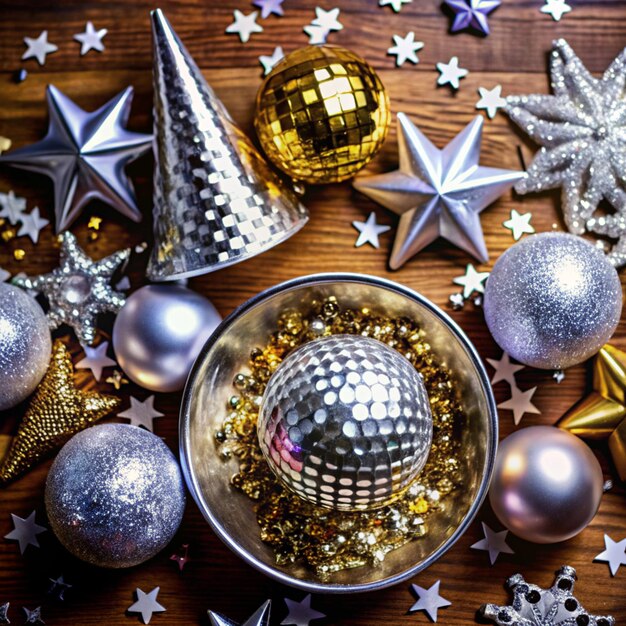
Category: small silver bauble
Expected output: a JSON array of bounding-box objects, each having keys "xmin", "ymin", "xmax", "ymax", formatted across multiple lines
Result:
[
  {"xmin": 0, "ymin": 283, "xmax": 51, "ymax": 411},
  {"xmin": 484, "ymin": 232, "xmax": 622, "ymax": 369},
  {"xmin": 489, "ymin": 426, "xmax": 603, "ymax": 544},
  {"xmin": 258, "ymin": 334, "xmax": 433, "ymax": 511},
  {"xmin": 45, "ymin": 423, "xmax": 186, "ymax": 568},
  {"xmin": 112, "ymin": 284, "xmax": 221, "ymax": 392}
]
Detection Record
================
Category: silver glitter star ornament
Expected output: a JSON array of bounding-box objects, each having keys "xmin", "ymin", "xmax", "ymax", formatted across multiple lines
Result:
[
  {"xmin": 148, "ymin": 10, "xmax": 307, "ymax": 281},
  {"xmin": 209, "ymin": 600, "xmax": 271, "ymax": 626},
  {"xmin": 13, "ymin": 232, "xmax": 129, "ymax": 345},
  {"xmin": 505, "ymin": 39, "xmax": 626, "ymax": 267},
  {"xmin": 354, "ymin": 114, "xmax": 524, "ymax": 269},
  {"xmin": 0, "ymin": 85, "xmax": 151, "ymax": 233},
  {"xmin": 480, "ymin": 566, "xmax": 614, "ymax": 626}
]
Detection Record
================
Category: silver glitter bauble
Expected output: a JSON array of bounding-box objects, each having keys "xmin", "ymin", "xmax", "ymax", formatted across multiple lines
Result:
[
  {"xmin": 483, "ymin": 233, "xmax": 622, "ymax": 370},
  {"xmin": 113, "ymin": 284, "xmax": 221, "ymax": 392},
  {"xmin": 0, "ymin": 283, "xmax": 51, "ymax": 411},
  {"xmin": 258, "ymin": 334, "xmax": 433, "ymax": 511},
  {"xmin": 489, "ymin": 426, "xmax": 603, "ymax": 544},
  {"xmin": 45, "ymin": 423, "xmax": 186, "ymax": 568}
]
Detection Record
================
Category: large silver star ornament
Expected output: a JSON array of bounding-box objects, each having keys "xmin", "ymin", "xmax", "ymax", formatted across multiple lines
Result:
[
  {"xmin": 209, "ymin": 600, "xmax": 271, "ymax": 626},
  {"xmin": 354, "ymin": 114, "xmax": 524, "ymax": 269},
  {"xmin": 0, "ymin": 85, "xmax": 152, "ymax": 233},
  {"xmin": 13, "ymin": 232, "xmax": 129, "ymax": 345},
  {"xmin": 505, "ymin": 39, "xmax": 626, "ymax": 267}
]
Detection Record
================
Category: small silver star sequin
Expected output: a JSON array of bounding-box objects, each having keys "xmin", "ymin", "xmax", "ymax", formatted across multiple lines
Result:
[
  {"xmin": 497, "ymin": 385, "xmax": 540, "ymax": 425},
  {"xmin": 127, "ymin": 588, "xmax": 166, "ymax": 625},
  {"xmin": 594, "ymin": 534, "xmax": 626, "ymax": 576},
  {"xmin": 540, "ymin": 0, "xmax": 572, "ymax": 21},
  {"xmin": 352, "ymin": 212, "xmax": 391, "ymax": 249},
  {"xmin": 387, "ymin": 32, "xmax": 424, "ymax": 66},
  {"xmin": 22, "ymin": 31, "xmax": 57, "ymax": 65},
  {"xmin": 16, "ymin": 207, "xmax": 49, "ymax": 244},
  {"xmin": 259, "ymin": 46, "xmax": 284, "ymax": 75},
  {"xmin": 379, "ymin": 0, "xmax": 412, "ymax": 11},
  {"xmin": 76, "ymin": 341, "xmax": 117, "ymax": 381},
  {"xmin": 436, "ymin": 56, "xmax": 468, "ymax": 89},
  {"xmin": 225, "ymin": 10, "xmax": 263, "ymax": 43},
  {"xmin": 503, "ymin": 208, "xmax": 535, "ymax": 240},
  {"xmin": 0, "ymin": 191, "xmax": 26, "ymax": 225},
  {"xmin": 409, "ymin": 581, "xmax": 451, "ymax": 622},
  {"xmin": 74, "ymin": 21, "xmax": 107, "ymax": 55},
  {"xmin": 453, "ymin": 264, "xmax": 490, "ymax": 299},
  {"xmin": 4, "ymin": 511, "xmax": 46, "ymax": 555},
  {"xmin": 280, "ymin": 595, "xmax": 325, "ymax": 626},
  {"xmin": 476, "ymin": 85, "xmax": 507, "ymax": 119},
  {"xmin": 486, "ymin": 352, "xmax": 524, "ymax": 386},
  {"xmin": 118, "ymin": 396, "xmax": 164, "ymax": 432},
  {"xmin": 471, "ymin": 522, "xmax": 515, "ymax": 565}
]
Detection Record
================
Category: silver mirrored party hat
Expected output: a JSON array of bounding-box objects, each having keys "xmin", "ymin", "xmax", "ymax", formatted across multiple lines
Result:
[{"xmin": 147, "ymin": 9, "xmax": 309, "ymax": 281}]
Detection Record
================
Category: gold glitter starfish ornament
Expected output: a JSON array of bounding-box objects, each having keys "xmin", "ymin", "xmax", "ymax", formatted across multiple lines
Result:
[{"xmin": 0, "ymin": 340, "xmax": 120, "ymax": 485}]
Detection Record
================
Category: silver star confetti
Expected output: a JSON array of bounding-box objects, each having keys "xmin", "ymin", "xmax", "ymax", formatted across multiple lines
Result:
[
  {"xmin": 476, "ymin": 85, "xmax": 507, "ymax": 119},
  {"xmin": 4, "ymin": 511, "xmax": 46, "ymax": 555},
  {"xmin": 436, "ymin": 56, "xmax": 468, "ymax": 89},
  {"xmin": 13, "ymin": 232, "xmax": 129, "ymax": 345},
  {"xmin": 449, "ymin": 292, "xmax": 465, "ymax": 310},
  {"xmin": 471, "ymin": 522, "xmax": 515, "ymax": 565},
  {"xmin": 0, "ymin": 85, "xmax": 152, "ymax": 233},
  {"xmin": 47, "ymin": 576, "xmax": 72, "ymax": 601},
  {"xmin": 541, "ymin": 0, "xmax": 572, "ymax": 21},
  {"xmin": 387, "ymin": 32, "xmax": 424, "ymax": 66},
  {"xmin": 253, "ymin": 0, "xmax": 284, "ymax": 18},
  {"xmin": 16, "ymin": 207, "xmax": 49, "ymax": 243},
  {"xmin": 503, "ymin": 209, "xmax": 535, "ymax": 240},
  {"xmin": 0, "ymin": 190, "xmax": 26, "ymax": 225},
  {"xmin": 74, "ymin": 21, "xmax": 107, "ymax": 55},
  {"xmin": 303, "ymin": 24, "xmax": 329, "ymax": 44},
  {"xmin": 259, "ymin": 46, "xmax": 284, "ymax": 75},
  {"xmin": 453, "ymin": 263, "xmax": 489, "ymax": 298},
  {"xmin": 209, "ymin": 601, "xmax": 272, "ymax": 626},
  {"xmin": 352, "ymin": 212, "xmax": 390, "ymax": 249},
  {"xmin": 22, "ymin": 607, "xmax": 43, "ymax": 625},
  {"xmin": 410, "ymin": 581, "xmax": 451, "ymax": 622},
  {"xmin": 225, "ymin": 10, "xmax": 263, "ymax": 43},
  {"xmin": 280, "ymin": 595, "xmax": 325, "ymax": 626},
  {"xmin": 118, "ymin": 396, "xmax": 164, "ymax": 432},
  {"xmin": 76, "ymin": 341, "xmax": 117, "ymax": 381},
  {"xmin": 354, "ymin": 114, "xmax": 524, "ymax": 268},
  {"xmin": 498, "ymin": 385, "xmax": 540, "ymax": 425},
  {"xmin": 128, "ymin": 588, "xmax": 166, "ymax": 625},
  {"xmin": 594, "ymin": 534, "xmax": 626, "ymax": 576},
  {"xmin": 22, "ymin": 31, "xmax": 57, "ymax": 65},
  {"xmin": 486, "ymin": 352, "xmax": 524, "ymax": 386},
  {"xmin": 505, "ymin": 39, "xmax": 626, "ymax": 267},
  {"xmin": 311, "ymin": 7, "xmax": 343, "ymax": 32},
  {"xmin": 553, "ymin": 370, "xmax": 565, "ymax": 384},
  {"xmin": 480, "ymin": 566, "xmax": 614, "ymax": 626},
  {"xmin": 379, "ymin": 0, "xmax": 412, "ymax": 11},
  {"xmin": 0, "ymin": 602, "xmax": 8, "ymax": 625}
]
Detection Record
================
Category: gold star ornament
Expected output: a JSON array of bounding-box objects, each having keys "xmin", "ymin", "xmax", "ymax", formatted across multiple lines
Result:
[
  {"xmin": 558, "ymin": 344, "xmax": 626, "ymax": 480},
  {"xmin": 0, "ymin": 340, "xmax": 120, "ymax": 484}
]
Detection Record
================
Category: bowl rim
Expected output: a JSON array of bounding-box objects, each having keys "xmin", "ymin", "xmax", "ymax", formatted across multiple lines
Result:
[{"xmin": 179, "ymin": 272, "xmax": 498, "ymax": 594}]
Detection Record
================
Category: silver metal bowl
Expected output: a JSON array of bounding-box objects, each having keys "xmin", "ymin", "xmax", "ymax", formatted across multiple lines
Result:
[{"xmin": 180, "ymin": 273, "xmax": 497, "ymax": 593}]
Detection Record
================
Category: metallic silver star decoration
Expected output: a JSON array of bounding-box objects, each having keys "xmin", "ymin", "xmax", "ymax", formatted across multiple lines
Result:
[
  {"xmin": 76, "ymin": 341, "xmax": 117, "ymax": 381},
  {"xmin": 453, "ymin": 263, "xmax": 489, "ymax": 298},
  {"xmin": 17, "ymin": 207, "xmax": 49, "ymax": 244},
  {"xmin": 259, "ymin": 46, "xmax": 284, "ymax": 76},
  {"xmin": 437, "ymin": 56, "xmax": 468, "ymax": 89},
  {"xmin": 118, "ymin": 396, "xmax": 164, "ymax": 432},
  {"xmin": 354, "ymin": 114, "xmax": 524, "ymax": 269},
  {"xmin": 553, "ymin": 370, "xmax": 565, "ymax": 384},
  {"xmin": 486, "ymin": 352, "xmax": 524, "ymax": 386},
  {"xmin": 4, "ymin": 511, "xmax": 46, "ymax": 555},
  {"xmin": 352, "ymin": 212, "xmax": 390, "ymax": 248},
  {"xmin": 74, "ymin": 21, "xmax": 107, "ymax": 55},
  {"xmin": 505, "ymin": 39, "xmax": 626, "ymax": 267},
  {"xmin": 498, "ymin": 385, "xmax": 540, "ymax": 425},
  {"xmin": 480, "ymin": 566, "xmax": 614, "ymax": 626},
  {"xmin": 209, "ymin": 600, "xmax": 271, "ymax": 626},
  {"xmin": 0, "ymin": 85, "xmax": 152, "ymax": 233},
  {"xmin": 379, "ymin": 0, "xmax": 412, "ymax": 11},
  {"xmin": 0, "ymin": 190, "xmax": 26, "ymax": 225},
  {"xmin": 594, "ymin": 534, "xmax": 626, "ymax": 576},
  {"xmin": 387, "ymin": 32, "xmax": 424, "ymax": 66},
  {"xmin": 253, "ymin": 0, "xmax": 284, "ymax": 18},
  {"xmin": 410, "ymin": 581, "xmax": 451, "ymax": 622},
  {"xmin": 503, "ymin": 209, "xmax": 535, "ymax": 240},
  {"xmin": 471, "ymin": 522, "xmax": 515, "ymax": 565},
  {"xmin": 47, "ymin": 576, "xmax": 72, "ymax": 601},
  {"xmin": 127, "ymin": 588, "xmax": 165, "ymax": 625},
  {"xmin": 280, "ymin": 595, "xmax": 325, "ymax": 626},
  {"xmin": 22, "ymin": 607, "xmax": 43, "ymax": 625},
  {"xmin": 225, "ymin": 10, "xmax": 263, "ymax": 43},
  {"xmin": 541, "ymin": 0, "xmax": 572, "ymax": 21},
  {"xmin": 13, "ymin": 232, "xmax": 129, "ymax": 345},
  {"xmin": 476, "ymin": 85, "xmax": 507, "ymax": 119},
  {"xmin": 22, "ymin": 31, "xmax": 57, "ymax": 65},
  {"xmin": 0, "ymin": 602, "xmax": 8, "ymax": 624}
]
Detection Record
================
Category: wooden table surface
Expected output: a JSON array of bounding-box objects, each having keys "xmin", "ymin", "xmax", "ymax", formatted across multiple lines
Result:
[{"xmin": 1, "ymin": 1, "xmax": 625, "ymax": 624}]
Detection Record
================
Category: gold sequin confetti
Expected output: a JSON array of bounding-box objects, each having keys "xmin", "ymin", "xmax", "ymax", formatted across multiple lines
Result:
[
  {"xmin": 105, "ymin": 369, "xmax": 129, "ymax": 390},
  {"xmin": 0, "ymin": 137, "xmax": 11, "ymax": 154},
  {"xmin": 88, "ymin": 216, "xmax": 102, "ymax": 230},
  {"xmin": 13, "ymin": 249, "xmax": 25, "ymax": 261},
  {"xmin": 2, "ymin": 228, "xmax": 16, "ymax": 242},
  {"xmin": 216, "ymin": 299, "xmax": 464, "ymax": 579}
]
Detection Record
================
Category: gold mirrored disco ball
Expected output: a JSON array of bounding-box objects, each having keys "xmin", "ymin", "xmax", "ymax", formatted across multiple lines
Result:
[{"xmin": 255, "ymin": 45, "xmax": 391, "ymax": 184}]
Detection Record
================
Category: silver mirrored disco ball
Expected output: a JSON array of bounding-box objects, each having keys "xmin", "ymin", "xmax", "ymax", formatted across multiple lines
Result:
[{"xmin": 258, "ymin": 334, "xmax": 433, "ymax": 511}]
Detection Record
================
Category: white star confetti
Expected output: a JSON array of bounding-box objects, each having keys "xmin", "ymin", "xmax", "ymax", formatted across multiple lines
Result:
[
  {"xmin": 476, "ymin": 85, "xmax": 507, "ymax": 119},
  {"xmin": 127, "ymin": 588, "xmax": 166, "ymax": 625},
  {"xmin": 225, "ymin": 10, "xmax": 263, "ymax": 43},
  {"xmin": 16, "ymin": 207, "xmax": 49, "ymax": 243},
  {"xmin": 453, "ymin": 264, "xmax": 490, "ymax": 299},
  {"xmin": 118, "ymin": 395, "xmax": 164, "ymax": 432},
  {"xmin": 409, "ymin": 581, "xmax": 451, "ymax": 622},
  {"xmin": 280, "ymin": 595, "xmax": 326, "ymax": 626},
  {"xmin": 471, "ymin": 522, "xmax": 515, "ymax": 565},
  {"xmin": 449, "ymin": 293, "xmax": 465, "ymax": 310},
  {"xmin": 0, "ymin": 190, "xmax": 27, "ymax": 225},
  {"xmin": 497, "ymin": 385, "xmax": 540, "ymax": 425},
  {"xmin": 379, "ymin": 0, "xmax": 412, "ymax": 11},
  {"xmin": 594, "ymin": 534, "xmax": 626, "ymax": 576},
  {"xmin": 486, "ymin": 352, "xmax": 524, "ymax": 386},
  {"xmin": 303, "ymin": 24, "xmax": 329, "ymax": 44},
  {"xmin": 22, "ymin": 31, "xmax": 57, "ymax": 65},
  {"xmin": 253, "ymin": 0, "xmax": 285, "ymax": 18},
  {"xmin": 74, "ymin": 21, "xmax": 107, "ymax": 55},
  {"xmin": 4, "ymin": 511, "xmax": 46, "ymax": 555},
  {"xmin": 541, "ymin": 0, "xmax": 572, "ymax": 21},
  {"xmin": 76, "ymin": 341, "xmax": 117, "ymax": 381},
  {"xmin": 503, "ymin": 209, "xmax": 535, "ymax": 240},
  {"xmin": 259, "ymin": 46, "xmax": 284, "ymax": 75},
  {"xmin": 352, "ymin": 212, "xmax": 390, "ymax": 249},
  {"xmin": 436, "ymin": 56, "xmax": 468, "ymax": 89},
  {"xmin": 387, "ymin": 32, "xmax": 424, "ymax": 66},
  {"xmin": 311, "ymin": 7, "xmax": 343, "ymax": 32},
  {"xmin": 0, "ymin": 267, "xmax": 9, "ymax": 282}
]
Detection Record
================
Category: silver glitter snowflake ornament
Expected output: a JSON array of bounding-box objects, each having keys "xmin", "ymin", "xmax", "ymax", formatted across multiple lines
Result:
[
  {"xmin": 505, "ymin": 39, "xmax": 626, "ymax": 267},
  {"xmin": 13, "ymin": 232, "xmax": 129, "ymax": 345},
  {"xmin": 480, "ymin": 566, "xmax": 614, "ymax": 626}
]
